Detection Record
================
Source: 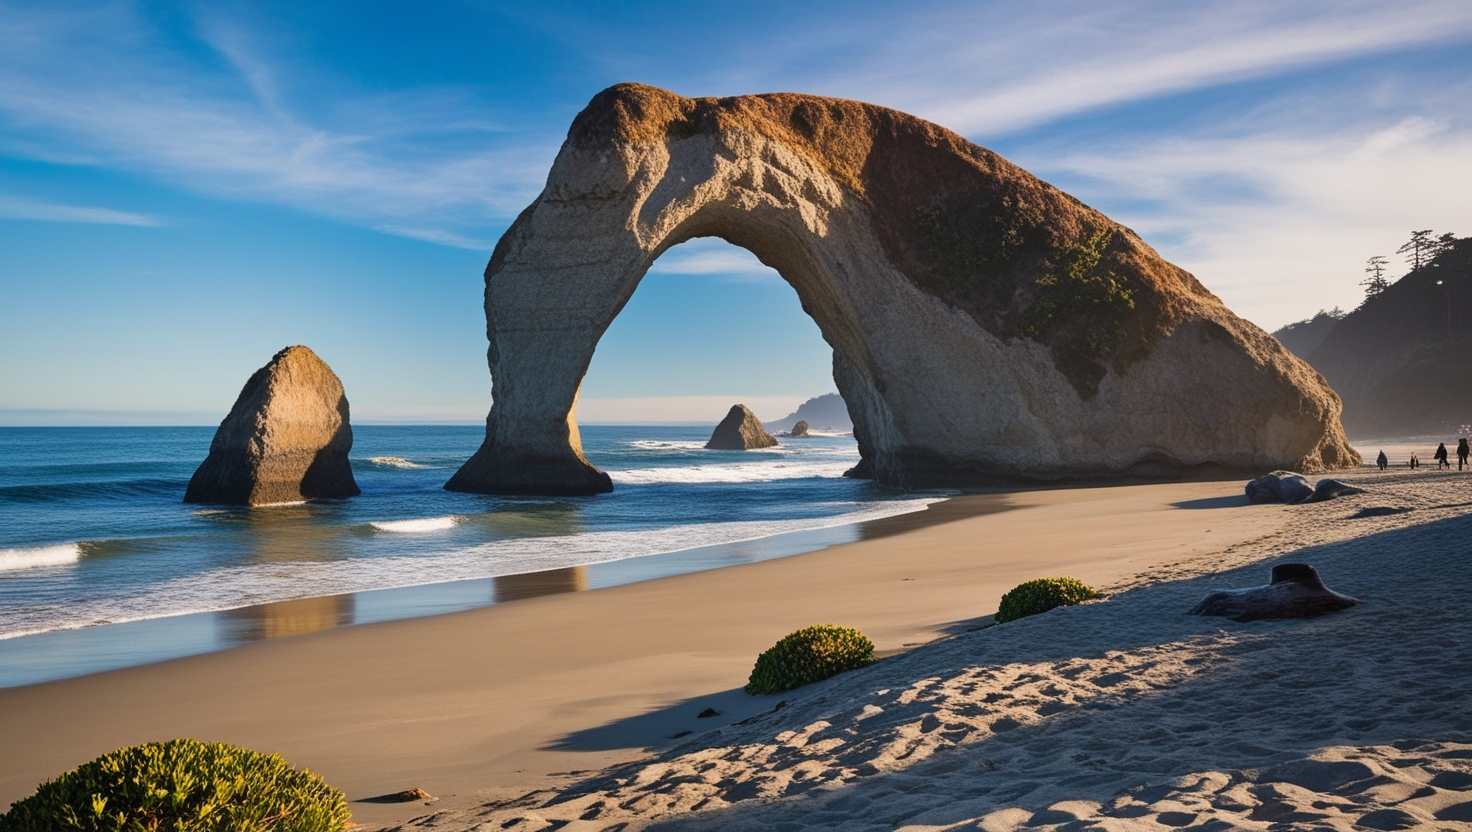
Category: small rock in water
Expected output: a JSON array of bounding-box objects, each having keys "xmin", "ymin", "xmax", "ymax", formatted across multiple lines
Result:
[
  {"xmin": 1189, "ymin": 563, "xmax": 1361, "ymax": 622},
  {"xmin": 706, "ymin": 404, "xmax": 779, "ymax": 450},
  {"xmin": 788, "ymin": 420, "xmax": 809, "ymax": 437},
  {"xmin": 697, "ymin": 707, "xmax": 721, "ymax": 718}
]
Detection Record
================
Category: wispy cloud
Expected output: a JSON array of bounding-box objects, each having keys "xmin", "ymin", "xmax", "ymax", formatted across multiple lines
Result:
[
  {"xmin": 0, "ymin": 3, "xmax": 554, "ymax": 245},
  {"xmin": 647, "ymin": 239, "xmax": 781, "ymax": 283},
  {"xmin": 0, "ymin": 193, "xmax": 160, "ymax": 226},
  {"xmin": 1024, "ymin": 116, "xmax": 1472, "ymax": 329}
]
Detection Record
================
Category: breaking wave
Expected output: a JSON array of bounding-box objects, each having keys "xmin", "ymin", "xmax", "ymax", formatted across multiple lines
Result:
[
  {"xmin": 371, "ymin": 516, "xmax": 460, "ymax": 533},
  {"xmin": 362, "ymin": 456, "xmax": 431, "ymax": 469},
  {"xmin": 0, "ymin": 543, "xmax": 82, "ymax": 573}
]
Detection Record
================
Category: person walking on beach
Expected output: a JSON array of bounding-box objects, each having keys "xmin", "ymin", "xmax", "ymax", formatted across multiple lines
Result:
[
  {"xmin": 1435, "ymin": 442, "xmax": 1450, "ymax": 469},
  {"xmin": 1459, "ymin": 438, "xmax": 1470, "ymax": 470},
  {"xmin": 1411, "ymin": 451, "xmax": 1420, "ymax": 470},
  {"xmin": 1377, "ymin": 450, "xmax": 1388, "ymax": 471}
]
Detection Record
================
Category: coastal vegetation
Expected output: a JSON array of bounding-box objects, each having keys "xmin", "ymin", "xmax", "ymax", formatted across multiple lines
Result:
[
  {"xmin": 0, "ymin": 739, "xmax": 348, "ymax": 832},
  {"xmin": 994, "ymin": 577, "xmax": 1098, "ymax": 624},
  {"xmin": 744, "ymin": 624, "xmax": 875, "ymax": 695},
  {"xmin": 1272, "ymin": 230, "xmax": 1470, "ymax": 435}
]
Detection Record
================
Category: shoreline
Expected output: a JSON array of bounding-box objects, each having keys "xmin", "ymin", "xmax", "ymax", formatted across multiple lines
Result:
[
  {"xmin": 0, "ymin": 491, "xmax": 987, "ymax": 689},
  {"xmin": 0, "ymin": 477, "xmax": 1298, "ymax": 827}
]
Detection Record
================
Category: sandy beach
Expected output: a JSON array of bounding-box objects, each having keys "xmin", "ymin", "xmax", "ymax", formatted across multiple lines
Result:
[{"xmin": 3, "ymin": 472, "xmax": 1470, "ymax": 830}]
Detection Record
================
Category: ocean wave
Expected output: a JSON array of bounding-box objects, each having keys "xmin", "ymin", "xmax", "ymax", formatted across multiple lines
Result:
[
  {"xmin": 371, "ymin": 516, "xmax": 461, "ymax": 533},
  {"xmin": 361, "ymin": 456, "xmax": 433, "ymax": 469},
  {"xmin": 610, "ymin": 460, "xmax": 854, "ymax": 484},
  {"xmin": 0, "ymin": 496, "xmax": 947, "ymax": 639},
  {"xmin": 624, "ymin": 440, "xmax": 709, "ymax": 451},
  {"xmin": 0, "ymin": 543, "xmax": 82, "ymax": 573},
  {"xmin": 0, "ymin": 478, "xmax": 180, "ymax": 503}
]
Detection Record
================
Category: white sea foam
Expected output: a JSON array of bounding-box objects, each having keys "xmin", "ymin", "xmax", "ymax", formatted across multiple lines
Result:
[
  {"xmin": 0, "ymin": 496, "xmax": 946, "ymax": 639},
  {"xmin": 0, "ymin": 543, "xmax": 82, "ymax": 573},
  {"xmin": 371, "ymin": 516, "xmax": 461, "ymax": 533},
  {"xmin": 364, "ymin": 456, "xmax": 430, "ymax": 469},
  {"xmin": 610, "ymin": 460, "xmax": 853, "ymax": 484},
  {"xmin": 625, "ymin": 440, "xmax": 709, "ymax": 451}
]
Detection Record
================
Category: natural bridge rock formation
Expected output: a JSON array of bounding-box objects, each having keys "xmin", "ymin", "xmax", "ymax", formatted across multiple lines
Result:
[
  {"xmin": 185, "ymin": 345, "xmax": 359, "ymax": 505},
  {"xmin": 446, "ymin": 83, "xmax": 1357, "ymax": 495}
]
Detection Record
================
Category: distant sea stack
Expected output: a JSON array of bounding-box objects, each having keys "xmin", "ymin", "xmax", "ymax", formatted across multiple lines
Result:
[
  {"xmin": 184, "ymin": 345, "xmax": 360, "ymax": 506},
  {"xmin": 766, "ymin": 393, "xmax": 851, "ymax": 433},
  {"xmin": 706, "ymin": 405, "xmax": 779, "ymax": 450},
  {"xmin": 447, "ymin": 83, "xmax": 1356, "ymax": 495},
  {"xmin": 789, "ymin": 420, "xmax": 810, "ymax": 437}
]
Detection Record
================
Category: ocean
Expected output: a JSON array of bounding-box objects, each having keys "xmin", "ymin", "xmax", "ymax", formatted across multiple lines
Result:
[{"xmin": 0, "ymin": 425, "xmax": 944, "ymax": 686}]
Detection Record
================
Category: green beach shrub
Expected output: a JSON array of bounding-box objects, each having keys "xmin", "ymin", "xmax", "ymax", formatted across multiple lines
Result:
[
  {"xmin": 994, "ymin": 577, "xmax": 1098, "ymax": 624},
  {"xmin": 745, "ymin": 624, "xmax": 875, "ymax": 695},
  {"xmin": 0, "ymin": 738, "xmax": 349, "ymax": 832}
]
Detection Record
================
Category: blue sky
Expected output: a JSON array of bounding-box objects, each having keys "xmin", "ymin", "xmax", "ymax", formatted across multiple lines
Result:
[{"xmin": 2, "ymin": 1, "xmax": 1470, "ymax": 424}]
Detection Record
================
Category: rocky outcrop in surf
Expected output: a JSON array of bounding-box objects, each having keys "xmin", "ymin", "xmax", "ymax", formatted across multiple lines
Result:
[
  {"xmin": 446, "ymin": 83, "xmax": 1357, "ymax": 495},
  {"xmin": 706, "ymin": 404, "xmax": 779, "ymax": 450},
  {"xmin": 789, "ymin": 420, "xmax": 810, "ymax": 438},
  {"xmin": 185, "ymin": 345, "xmax": 359, "ymax": 505}
]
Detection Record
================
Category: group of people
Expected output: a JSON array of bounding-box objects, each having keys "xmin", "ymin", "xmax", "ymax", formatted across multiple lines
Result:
[{"xmin": 1375, "ymin": 437, "xmax": 1471, "ymax": 471}]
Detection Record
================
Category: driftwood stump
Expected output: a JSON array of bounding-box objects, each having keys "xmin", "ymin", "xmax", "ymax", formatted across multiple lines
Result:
[{"xmin": 1190, "ymin": 564, "xmax": 1361, "ymax": 622}]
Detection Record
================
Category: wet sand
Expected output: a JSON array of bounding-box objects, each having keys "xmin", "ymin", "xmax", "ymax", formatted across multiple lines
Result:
[{"xmin": 0, "ymin": 479, "xmax": 1316, "ymax": 827}]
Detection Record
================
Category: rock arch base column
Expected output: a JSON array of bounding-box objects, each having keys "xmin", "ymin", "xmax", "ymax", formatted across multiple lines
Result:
[{"xmin": 447, "ymin": 84, "xmax": 1357, "ymax": 496}]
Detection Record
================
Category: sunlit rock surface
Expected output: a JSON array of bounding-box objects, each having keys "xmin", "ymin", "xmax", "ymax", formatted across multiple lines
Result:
[
  {"xmin": 185, "ymin": 345, "xmax": 359, "ymax": 505},
  {"xmin": 447, "ymin": 83, "xmax": 1357, "ymax": 495},
  {"xmin": 706, "ymin": 404, "xmax": 780, "ymax": 450}
]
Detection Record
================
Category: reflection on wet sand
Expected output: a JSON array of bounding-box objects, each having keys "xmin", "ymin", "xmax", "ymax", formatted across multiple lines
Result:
[
  {"xmin": 856, "ymin": 494, "xmax": 1014, "ymax": 541},
  {"xmin": 495, "ymin": 566, "xmax": 588, "ymax": 603},
  {"xmin": 218, "ymin": 594, "xmax": 355, "ymax": 644}
]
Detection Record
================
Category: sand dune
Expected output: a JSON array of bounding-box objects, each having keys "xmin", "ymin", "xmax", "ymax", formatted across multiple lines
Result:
[{"xmin": 396, "ymin": 470, "xmax": 1472, "ymax": 831}]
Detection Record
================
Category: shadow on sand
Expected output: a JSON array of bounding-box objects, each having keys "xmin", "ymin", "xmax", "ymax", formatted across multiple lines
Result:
[{"xmin": 531, "ymin": 513, "xmax": 1472, "ymax": 830}]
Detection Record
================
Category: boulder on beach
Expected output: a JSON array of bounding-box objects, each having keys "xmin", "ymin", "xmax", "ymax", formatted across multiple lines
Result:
[
  {"xmin": 789, "ymin": 420, "xmax": 810, "ymax": 438},
  {"xmin": 706, "ymin": 404, "xmax": 779, "ymax": 450},
  {"xmin": 1189, "ymin": 563, "xmax": 1362, "ymax": 622},
  {"xmin": 1245, "ymin": 471, "xmax": 1365, "ymax": 505},
  {"xmin": 445, "ymin": 83, "xmax": 1358, "ymax": 496},
  {"xmin": 184, "ymin": 345, "xmax": 360, "ymax": 506}
]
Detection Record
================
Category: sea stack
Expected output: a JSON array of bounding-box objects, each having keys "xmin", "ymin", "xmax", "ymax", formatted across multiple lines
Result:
[
  {"xmin": 706, "ymin": 405, "xmax": 779, "ymax": 450},
  {"xmin": 789, "ymin": 420, "xmax": 810, "ymax": 437},
  {"xmin": 446, "ymin": 83, "xmax": 1357, "ymax": 496},
  {"xmin": 184, "ymin": 345, "xmax": 360, "ymax": 505}
]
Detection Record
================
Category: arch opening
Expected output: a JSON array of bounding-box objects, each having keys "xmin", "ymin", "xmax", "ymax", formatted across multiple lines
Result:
[{"xmin": 575, "ymin": 237, "xmax": 837, "ymax": 428}]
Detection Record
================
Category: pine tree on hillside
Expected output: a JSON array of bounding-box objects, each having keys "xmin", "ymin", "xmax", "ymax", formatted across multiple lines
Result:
[
  {"xmin": 1397, "ymin": 229, "xmax": 1435, "ymax": 271},
  {"xmin": 1361, "ymin": 255, "xmax": 1390, "ymax": 298},
  {"xmin": 1431, "ymin": 231, "xmax": 1458, "ymax": 262}
]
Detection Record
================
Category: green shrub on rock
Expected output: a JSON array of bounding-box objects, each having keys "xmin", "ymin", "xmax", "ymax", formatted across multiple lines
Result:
[
  {"xmin": 995, "ymin": 577, "xmax": 1098, "ymax": 624},
  {"xmin": 745, "ymin": 624, "xmax": 875, "ymax": 695},
  {"xmin": 0, "ymin": 738, "xmax": 349, "ymax": 832}
]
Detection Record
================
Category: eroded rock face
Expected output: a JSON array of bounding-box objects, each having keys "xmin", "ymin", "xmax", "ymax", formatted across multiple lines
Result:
[
  {"xmin": 789, "ymin": 420, "xmax": 810, "ymax": 437},
  {"xmin": 706, "ymin": 404, "xmax": 779, "ymax": 450},
  {"xmin": 447, "ymin": 83, "xmax": 1358, "ymax": 495},
  {"xmin": 185, "ymin": 346, "xmax": 359, "ymax": 505}
]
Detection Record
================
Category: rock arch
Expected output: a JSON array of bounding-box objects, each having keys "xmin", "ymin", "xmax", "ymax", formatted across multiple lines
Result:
[{"xmin": 446, "ymin": 84, "xmax": 1356, "ymax": 496}]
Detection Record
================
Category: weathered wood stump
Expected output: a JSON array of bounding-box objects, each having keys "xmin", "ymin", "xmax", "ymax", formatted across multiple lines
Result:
[{"xmin": 1189, "ymin": 563, "xmax": 1361, "ymax": 622}]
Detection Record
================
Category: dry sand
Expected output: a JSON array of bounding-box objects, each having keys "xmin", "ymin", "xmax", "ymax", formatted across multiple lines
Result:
[{"xmin": 2, "ymin": 473, "xmax": 1470, "ymax": 831}]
